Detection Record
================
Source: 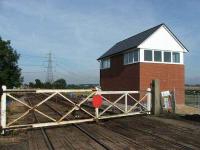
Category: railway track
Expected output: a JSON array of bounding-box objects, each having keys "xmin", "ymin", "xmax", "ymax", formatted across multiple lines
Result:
[
  {"xmin": 38, "ymin": 94, "xmax": 146, "ymax": 150},
  {"xmin": 40, "ymin": 93, "xmax": 200, "ymax": 150},
  {"xmin": 8, "ymin": 93, "xmax": 200, "ymax": 150},
  {"xmin": 44, "ymin": 101, "xmax": 111, "ymax": 150},
  {"xmin": 27, "ymin": 93, "xmax": 111, "ymax": 150},
  {"xmin": 26, "ymin": 98, "xmax": 55, "ymax": 150}
]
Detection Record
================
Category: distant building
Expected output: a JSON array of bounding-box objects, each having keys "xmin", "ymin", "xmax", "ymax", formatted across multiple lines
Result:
[{"xmin": 98, "ymin": 23, "xmax": 188, "ymax": 104}]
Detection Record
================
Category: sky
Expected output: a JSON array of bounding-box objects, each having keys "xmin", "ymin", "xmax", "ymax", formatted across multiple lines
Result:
[{"xmin": 0, "ymin": 0, "xmax": 199, "ymax": 84}]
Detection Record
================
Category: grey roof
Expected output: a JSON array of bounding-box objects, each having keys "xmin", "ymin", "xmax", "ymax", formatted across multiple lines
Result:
[{"xmin": 98, "ymin": 24, "xmax": 164, "ymax": 60}]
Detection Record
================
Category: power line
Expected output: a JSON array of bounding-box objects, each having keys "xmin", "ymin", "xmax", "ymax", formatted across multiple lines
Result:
[
  {"xmin": 22, "ymin": 71, "xmax": 46, "ymax": 73},
  {"xmin": 20, "ymin": 54, "xmax": 45, "ymax": 58},
  {"xmin": 20, "ymin": 52, "xmax": 94, "ymax": 83},
  {"xmin": 20, "ymin": 64, "xmax": 44, "ymax": 67}
]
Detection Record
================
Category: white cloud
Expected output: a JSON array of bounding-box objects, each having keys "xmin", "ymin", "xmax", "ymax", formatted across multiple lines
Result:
[{"xmin": 1, "ymin": 0, "xmax": 198, "ymax": 84}]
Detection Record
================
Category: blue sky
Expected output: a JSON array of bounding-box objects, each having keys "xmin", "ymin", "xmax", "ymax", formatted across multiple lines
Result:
[{"xmin": 0, "ymin": 0, "xmax": 199, "ymax": 84}]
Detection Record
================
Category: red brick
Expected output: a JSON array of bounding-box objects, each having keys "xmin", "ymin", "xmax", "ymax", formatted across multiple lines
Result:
[{"xmin": 100, "ymin": 55, "xmax": 185, "ymax": 104}]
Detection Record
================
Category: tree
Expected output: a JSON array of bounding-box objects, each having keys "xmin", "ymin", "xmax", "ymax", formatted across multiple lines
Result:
[
  {"xmin": 53, "ymin": 79, "xmax": 67, "ymax": 89},
  {"xmin": 0, "ymin": 37, "xmax": 23, "ymax": 88},
  {"xmin": 44, "ymin": 82, "xmax": 52, "ymax": 89},
  {"xmin": 29, "ymin": 82, "xmax": 35, "ymax": 88},
  {"xmin": 35, "ymin": 79, "xmax": 43, "ymax": 88}
]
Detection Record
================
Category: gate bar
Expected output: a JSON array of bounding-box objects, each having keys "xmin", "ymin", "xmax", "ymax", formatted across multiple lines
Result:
[
  {"xmin": 3, "ymin": 89, "xmax": 95, "ymax": 93},
  {"xmin": 6, "ymin": 112, "xmax": 145, "ymax": 129}
]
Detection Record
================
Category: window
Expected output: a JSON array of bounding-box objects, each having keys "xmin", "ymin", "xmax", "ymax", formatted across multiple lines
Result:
[
  {"xmin": 100, "ymin": 58, "xmax": 110, "ymax": 69},
  {"xmin": 124, "ymin": 50, "xmax": 139, "ymax": 65},
  {"xmin": 154, "ymin": 51, "xmax": 162, "ymax": 62},
  {"xmin": 173, "ymin": 52, "xmax": 180, "ymax": 63},
  {"xmin": 144, "ymin": 50, "xmax": 152, "ymax": 61},
  {"xmin": 164, "ymin": 52, "xmax": 171, "ymax": 62}
]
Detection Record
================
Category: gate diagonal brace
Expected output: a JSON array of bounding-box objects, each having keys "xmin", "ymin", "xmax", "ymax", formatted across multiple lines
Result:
[
  {"xmin": 128, "ymin": 93, "xmax": 148, "ymax": 111},
  {"xmin": 99, "ymin": 94, "xmax": 125, "ymax": 117},
  {"xmin": 127, "ymin": 94, "xmax": 148, "ymax": 113},
  {"xmin": 102, "ymin": 95, "xmax": 126, "ymax": 112},
  {"xmin": 58, "ymin": 92, "xmax": 95, "ymax": 122},
  {"xmin": 6, "ymin": 93, "xmax": 57, "ymax": 126},
  {"xmin": 57, "ymin": 92, "xmax": 95, "ymax": 118}
]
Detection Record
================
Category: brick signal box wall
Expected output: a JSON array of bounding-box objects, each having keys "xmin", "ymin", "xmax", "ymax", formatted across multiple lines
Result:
[{"xmin": 100, "ymin": 55, "xmax": 185, "ymax": 104}]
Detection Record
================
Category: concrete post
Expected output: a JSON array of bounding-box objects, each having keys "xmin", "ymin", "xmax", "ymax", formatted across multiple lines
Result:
[
  {"xmin": 151, "ymin": 80, "xmax": 161, "ymax": 115},
  {"xmin": 1, "ymin": 85, "xmax": 7, "ymax": 134}
]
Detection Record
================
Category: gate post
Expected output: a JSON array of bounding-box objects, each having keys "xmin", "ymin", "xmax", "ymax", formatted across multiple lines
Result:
[
  {"xmin": 151, "ymin": 80, "xmax": 161, "ymax": 115},
  {"xmin": 1, "ymin": 85, "xmax": 7, "ymax": 134},
  {"xmin": 146, "ymin": 88, "xmax": 151, "ymax": 114}
]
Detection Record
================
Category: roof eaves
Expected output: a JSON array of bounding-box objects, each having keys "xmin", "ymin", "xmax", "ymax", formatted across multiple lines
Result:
[{"xmin": 97, "ymin": 46, "xmax": 137, "ymax": 60}]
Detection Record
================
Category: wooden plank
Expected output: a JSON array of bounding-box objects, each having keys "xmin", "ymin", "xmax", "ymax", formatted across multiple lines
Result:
[
  {"xmin": 45, "ymin": 126, "xmax": 105, "ymax": 150},
  {"xmin": 107, "ymin": 116, "xmax": 200, "ymax": 149},
  {"xmin": 79, "ymin": 123, "xmax": 146, "ymax": 150},
  {"xmin": 28, "ymin": 130, "xmax": 49, "ymax": 150}
]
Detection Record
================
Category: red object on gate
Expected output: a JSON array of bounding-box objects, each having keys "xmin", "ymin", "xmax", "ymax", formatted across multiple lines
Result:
[{"xmin": 92, "ymin": 95, "xmax": 102, "ymax": 108}]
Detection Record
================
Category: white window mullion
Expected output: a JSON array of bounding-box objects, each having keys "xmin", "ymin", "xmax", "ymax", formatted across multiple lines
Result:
[{"xmin": 171, "ymin": 51, "xmax": 173, "ymax": 64}]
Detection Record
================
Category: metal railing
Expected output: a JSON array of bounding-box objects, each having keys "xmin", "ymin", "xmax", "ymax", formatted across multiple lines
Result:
[
  {"xmin": 185, "ymin": 90, "xmax": 200, "ymax": 108},
  {"xmin": 1, "ymin": 86, "xmax": 151, "ymax": 133}
]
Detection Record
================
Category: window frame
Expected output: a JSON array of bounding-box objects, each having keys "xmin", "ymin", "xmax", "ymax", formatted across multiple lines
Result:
[
  {"xmin": 144, "ymin": 50, "xmax": 153, "ymax": 61},
  {"xmin": 164, "ymin": 51, "xmax": 172, "ymax": 63},
  {"xmin": 154, "ymin": 50, "xmax": 162, "ymax": 62},
  {"xmin": 100, "ymin": 58, "xmax": 110, "ymax": 69},
  {"xmin": 123, "ymin": 50, "xmax": 139, "ymax": 65},
  {"xmin": 142, "ymin": 49, "xmax": 182, "ymax": 64},
  {"xmin": 172, "ymin": 52, "xmax": 180, "ymax": 63}
]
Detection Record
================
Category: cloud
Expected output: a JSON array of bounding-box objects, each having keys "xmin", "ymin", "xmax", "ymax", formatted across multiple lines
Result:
[{"xmin": 0, "ymin": 0, "xmax": 199, "ymax": 84}]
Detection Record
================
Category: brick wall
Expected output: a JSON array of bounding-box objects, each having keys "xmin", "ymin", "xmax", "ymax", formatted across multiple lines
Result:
[
  {"xmin": 100, "ymin": 54, "xmax": 140, "ymax": 91},
  {"xmin": 139, "ymin": 63, "xmax": 185, "ymax": 104},
  {"xmin": 100, "ymin": 54, "xmax": 185, "ymax": 104}
]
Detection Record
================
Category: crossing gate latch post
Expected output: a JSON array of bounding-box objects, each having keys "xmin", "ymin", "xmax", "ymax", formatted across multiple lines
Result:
[{"xmin": 1, "ymin": 85, "xmax": 7, "ymax": 134}]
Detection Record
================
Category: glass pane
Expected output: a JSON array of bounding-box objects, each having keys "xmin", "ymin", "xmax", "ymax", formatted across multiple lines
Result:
[
  {"xmin": 128, "ymin": 51, "xmax": 133, "ymax": 63},
  {"xmin": 100, "ymin": 61, "xmax": 103, "ymax": 69},
  {"xmin": 144, "ymin": 50, "xmax": 152, "ymax": 61},
  {"xmin": 154, "ymin": 51, "xmax": 162, "ymax": 62},
  {"xmin": 124, "ymin": 53, "xmax": 128, "ymax": 64},
  {"xmin": 103, "ymin": 60, "xmax": 106, "ymax": 68},
  {"xmin": 105, "ymin": 59, "xmax": 110, "ymax": 68},
  {"xmin": 164, "ymin": 52, "xmax": 171, "ymax": 62},
  {"xmin": 101, "ymin": 59, "xmax": 110, "ymax": 69},
  {"xmin": 105, "ymin": 60, "xmax": 107, "ymax": 68},
  {"xmin": 107, "ymin": 59, "xmax": 110, "ymax": 67},
  {"xmin": 133, "ymin": 50, "xmax": 139, "ymax": 62},
  {"xmin": 124, "ymin": 50, "xmax": 139, "ymax": 64},
  {"xmin": 173, "ymin": 52, "xmax": 180, "ymax": 63}
]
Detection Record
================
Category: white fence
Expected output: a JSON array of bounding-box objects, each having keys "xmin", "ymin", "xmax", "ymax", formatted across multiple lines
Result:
[{"xmin": 1, "ymin": 86, "xmax": 151, "ymax": 133}]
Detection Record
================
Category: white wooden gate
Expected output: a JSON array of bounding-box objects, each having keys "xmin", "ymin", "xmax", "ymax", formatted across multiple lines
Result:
[{"xmin": 1, "ymin": 86, "xmax": 151, "ymax": 133}]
